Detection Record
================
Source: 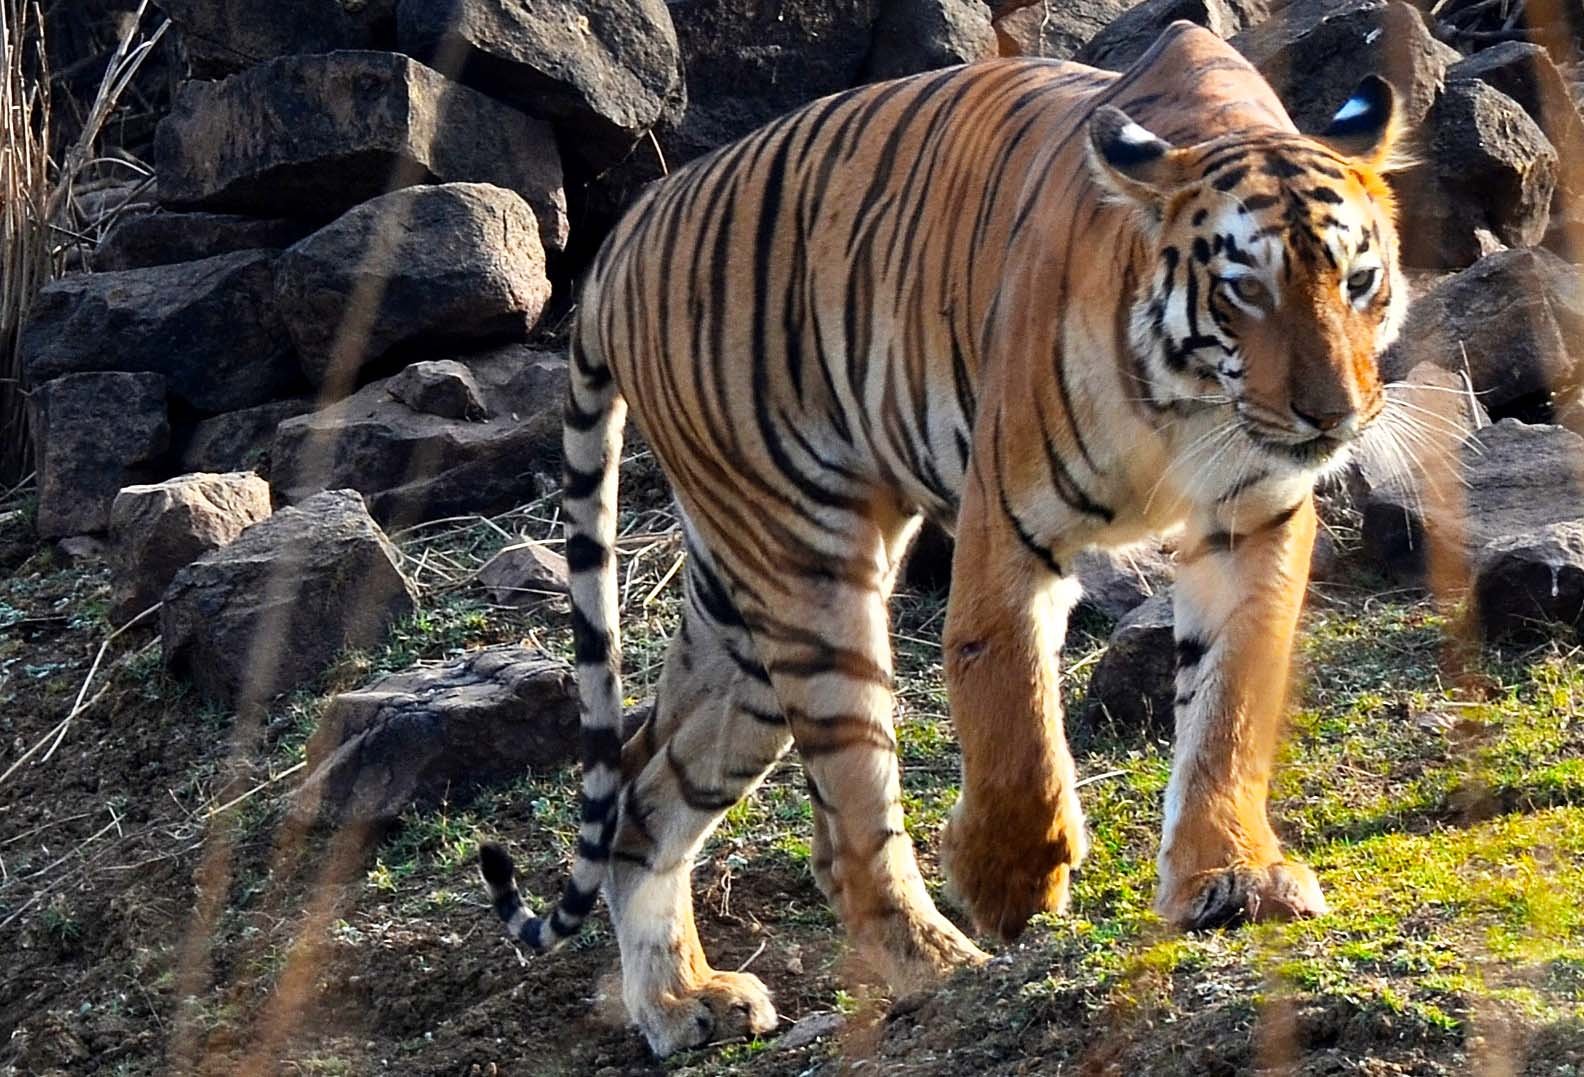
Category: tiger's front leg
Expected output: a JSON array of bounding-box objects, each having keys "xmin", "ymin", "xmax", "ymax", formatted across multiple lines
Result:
[
  {"xmin": 1155, "ymin": 493, "xmax": 1328, "ymax": 929},
  {"xmin": 939, "ymin": 482, "xmax": 1088, "ymax": 940}
]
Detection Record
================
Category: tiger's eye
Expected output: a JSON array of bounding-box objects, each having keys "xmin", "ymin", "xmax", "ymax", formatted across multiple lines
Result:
[
  {"xmin": 1346, "ymin": 267, "xmax": 1378, "ymax": 299},
  {"xmin": 1230, "ymin": 276, "xmax": 1266, "ymax": 305}
]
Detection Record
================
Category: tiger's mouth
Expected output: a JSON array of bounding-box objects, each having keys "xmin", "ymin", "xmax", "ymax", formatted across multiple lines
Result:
[{"xmin": 1244, "ymin": 427, "xmax": 1352, "ymax": 468}]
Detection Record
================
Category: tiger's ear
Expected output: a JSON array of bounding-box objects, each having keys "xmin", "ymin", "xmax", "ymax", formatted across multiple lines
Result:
[
  {"xmin": 1315, "ymin": 75, "xmax": 1404, "ymax": 171},
  {"xmin": 1087, "ymin": 106, "xmax": 1194, "ymax": 207}
]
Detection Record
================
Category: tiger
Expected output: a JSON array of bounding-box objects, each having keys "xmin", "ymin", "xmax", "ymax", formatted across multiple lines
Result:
[{"xmin": 478, "ymin": 21, "xmax": 1408, "ymax": 1056}]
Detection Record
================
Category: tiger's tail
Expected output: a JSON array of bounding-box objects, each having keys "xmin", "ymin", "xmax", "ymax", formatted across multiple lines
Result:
[{"xmin": 479, "ymin": 321, "xmax": 627, "ymax": 953}]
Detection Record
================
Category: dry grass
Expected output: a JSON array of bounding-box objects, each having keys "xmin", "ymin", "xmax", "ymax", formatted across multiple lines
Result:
[{"xmin": 0, "ymin": 0, "xmax": 166, "ymax": 485}]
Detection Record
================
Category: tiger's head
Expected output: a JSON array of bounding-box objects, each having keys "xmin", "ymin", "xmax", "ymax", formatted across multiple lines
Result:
[{"xmin": 1088, "ymin": 77, "xmax": 1408, "ymax": 474}]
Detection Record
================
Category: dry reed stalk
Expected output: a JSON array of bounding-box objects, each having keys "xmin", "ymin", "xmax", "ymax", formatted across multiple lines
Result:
[{"xmin": 0, "ymin": 0, "xmax": 166, "ymax": 485}]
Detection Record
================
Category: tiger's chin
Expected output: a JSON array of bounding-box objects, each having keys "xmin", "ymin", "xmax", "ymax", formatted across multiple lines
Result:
[{"xmin": 1248, "ymin": 429, "xmax": 1359, "ymax": 482}]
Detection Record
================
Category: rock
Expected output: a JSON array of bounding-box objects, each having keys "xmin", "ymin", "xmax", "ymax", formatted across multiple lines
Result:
[
  {"xmin": 20, "ymin": 250, "xmax": 301, "ymax": 413},
  {"xmin": 993, "ymin": 0, "xmax": 1133, "ymax": 60},
  {"xmin": 291, "ymin": 645, "xmax": 579, "ymax": 829},
  {"xmin": 179, "ymin": 399, "xmax": 314, "ymax": 476},
  {"xmin": 154, "ymin": 51, "xmax": 568, "ymax": 251},
  {"xmin": 1447, "ymin": 42, "xmax": 1584, "ymax": 197},
  {"xmin": 396, "ymin": 0, "xmax": 684, "ymax": 170},
  {"xmin": 1077, "ymin": 0, "xmax": 1268, "ymax": 71},
  {"xmin": 1231, "ymin": 0, "xmax": 1457, "ymax": 133},
  {"xmin": 160, "ymin": 490, "xmax": 418, "ymax": 708},
  {"xmin": 1381, "ymin": 249, "xmax": 1584, "ymax": 419},
  {"xmin": 478, "ymin": 540, "xmax": 570, "ymax": 603},
  {"xmin": 1362, "ymin": 421, "xmax": 1584, "ymax": 586},
  {"xmin": 269, "ymin": 345, "xmax": 566, "ymax": 527},
  {"xmin": 777, "ymin": 1012, "xmax": 846, "ymax": 1051},
  {"xmin": 30, "ymin": 373, "xmax": 169, "ymax": 539},
  {"xmin": 275, "ymin": 183, "xmax": 550, "ymax": 393},
  {"xmin": 1081, "ymin": 594, "xmax": 1175, "ymax": 739},
  {"xmin": 386, "ymin": 360, "xmax": 488, "ymax": 420},
  {"xmin": 1474, "ymin": 523, "xmax": 1584, "ymax": 641},
  {"xmin": 92, "ymin": 211, "xmax": 311, "ymax": 271},
  {"xmin": 56, "ymin": 535, "xmax": 107, "ymax": 562},
  {"xmin": 107, "ymin": 472, "xmax": 273, "ymax": 623},
  {"xmin": 1402, "ymin": 79, "xmax": 1558, "ymax": 270},
  {"xmin": 154, "ymin": 0, "xmax": 395, "ymax": 77},
  {"xmin": 1072, "ymin": 543, "xmax": 1175, "ymax": 620},
  {"xmin": 662, "ymin": 0, "xmax": 882, "ymax": 163},
  {"xmin": 866, "ymin": 0, "xmax": 997, "ymax": 80}
]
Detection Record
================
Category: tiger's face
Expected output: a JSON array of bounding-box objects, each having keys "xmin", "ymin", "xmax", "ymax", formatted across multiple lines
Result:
[{"xmin": 1090, "ymin": 78, "xmax": 1408, "ymax": 474}]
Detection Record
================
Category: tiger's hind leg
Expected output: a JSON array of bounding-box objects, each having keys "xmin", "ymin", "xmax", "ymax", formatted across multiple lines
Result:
[
  {"xmin": 729, "ymin": 512, "xmax": 988, "ymax": 989},
  {"xmin": 605, "ymin": 550, "xmax": 791, "ymax": 1056}
]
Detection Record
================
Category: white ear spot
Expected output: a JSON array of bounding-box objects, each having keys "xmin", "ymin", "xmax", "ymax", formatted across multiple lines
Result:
[
  {"xmin": 1119, "ymin": 121, "xmax": 1159, "ymax": 146},
  {"xmin": 1331, "ymin": 94, "xmax": 1370, "ymax": 124}
]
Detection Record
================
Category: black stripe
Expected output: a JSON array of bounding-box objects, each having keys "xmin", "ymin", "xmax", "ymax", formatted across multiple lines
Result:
[
  {"xmin": 563, "ymin": 462, "xmax": 602, "ymax": 501},
  {"xmin": 565, "ymin": 533, "xmax": 608, "ymax": 573},
  {"xmin": 1176, "ymin": 637, "xmax": 1208, "ymax": 668},
  {"xmin": 581, "ymin": 726, "xmax": 622, "ymax": 768},
  {"xmin": 570, "ymin": 604, "xmax": 611, "ymax": 665}
]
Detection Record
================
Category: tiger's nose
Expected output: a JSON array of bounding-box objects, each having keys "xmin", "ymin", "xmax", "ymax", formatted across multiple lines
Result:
[{"xmin": 1291, "ymin": 404, "xmax": 1354, "ymax": 434}]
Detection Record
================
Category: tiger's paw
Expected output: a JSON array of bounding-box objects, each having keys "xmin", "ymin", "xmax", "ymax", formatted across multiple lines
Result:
[
  {"xmin": 938, "ymin": 797, "xmax": 1087, "ymax": 941},
  {"xmin": 1157, "ymin": 860, "xmax": 1328, "ymax": 932},
  {"xmin": 858, "ymin": 903, "xmax": 989, "ymax": 990},
  {"xmin": 632, "ymin": 970, "xmax": 779, "ymax": 1058}
]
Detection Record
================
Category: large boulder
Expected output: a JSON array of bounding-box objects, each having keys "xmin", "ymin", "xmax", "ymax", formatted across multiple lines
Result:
[
  {"xmin": 661, "ymin": 0, "xmax": 883, "ymax": 163},
  {"xmin": 92, "ymin": 211, "xmax": 311, "ymax": 271},
  {"xmin": 1447, "ymin": 42, "xmax": 1584, "ymax": 198},
  {"xmin": 291, "ymin": 645, "xmax": 579, "ymax": 829},
  {"xmin": 1362, "ymin": 421, "xmax": 1584, "ymax": 587},
  {"xmin": 269, "ymin": 345, "xmax": 566, "ymax": 527},
  {"xmin": 866, "ymin": 0, "xmax": 997, "ymax": 80},
  {"xmin": 273, "ymin": 183, "xmax": 551, "ymax": 393},
  {"xmin": 1080, "ymin": 594, "xmax": 1176, "ymax": 740},
  {"xmin": 30, "ymin": 372, "xmax": 170, "ymax": 539},
  {"xmin": 993, "ymin": 0, "xmax": 1134, "ymax": 60},
  {"xmin": 154, "ymin": 51, "xmax": 568, "ymax": 251},
  {"xmin": 1077, "ymin": 0, "xmax": 1268, "ymax": 71},
  {"xmin": 20, "ymin": 250, "xmax": 301, "ymax": 413},
  {"xmin": 179, "ymin": 399, "xmax": 314, "ymax": 476},
  {"xmin": 1474, "ymin": 523, "xmax": 1584, "ymax": 641},
  {"xmin": 108, "ymin": 472, "xmax": 273, "ymax": 623},
  {"xmin": 160, "ymin": 490, "xmax": 418, "ymax": 708},
  {"xmin": 1230, "ymin": 0, "xmax": 1457, "ymax": 134},
  {"xmin": 1381, "ymin": 248, "xmax": 1584, "ymax": 420},
  {"xmin": 153, "ymin": 0, "xmax": 395, "ymax": 77},
  {"xmin": 1403, "ymin": 79, "xmax": 1558, "ymax": 270},
  {"xmin": 396, "ymin": 0, "xmax": 684, "ymax": 170}
]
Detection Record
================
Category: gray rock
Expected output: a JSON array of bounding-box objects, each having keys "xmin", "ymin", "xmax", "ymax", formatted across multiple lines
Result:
[
  {"xmin": 993, "ymin": 0, "xmax": 1133, "ymax": 60},
  {"xmin": 108, "ymin": 472, "xmax": 274, "ymax": 623},
  {"xmin": 386, "ymin": 360, "xmax": 488, "ymax": 421},
  {"xmin": 478, "ymin": 540, "xmax": 571, "ymax": 603},
  {"xmin": 291, "ymin": 645, "xmax": 579, "ymax": 829},
  {"xmin": 180, "ymin": 399, "xmax": 314, "ymax": 476},
  {"xmin": 92, "ymin": 211, "xmax": 311, "ymax": 271},
  {"xmin": 866, "ymin": 0, "xmax": 997, "ymax": 80},
  {"xmin": 1231, "ymin": 0, "xmax": 1457, "ymax": 133},
  {"xmin": 275, "ymin": 183, "xmax": 551, "ymax": 393},
  {"xmin": 30, "ymin": 372, "xmax": 169, "ymax": 539},
  {"xmin": 662, "ymin": 0, "xmax": 883, "ymax": 163},
  {"xmin": 1403, "ymin": 79, "xmax": 1558, "ymax": 270},
  {"xmin": 1475, "ymin": 523, "xmax": 1584, "ymax": 641},
  {"xmin": 269, "ymin": 345, "xmax": 566, "ymax": 527},
  {"xmin": 161, "ymin": 490, "xmax": 418, "ymax": 708},
  {"xmin": 20, "ymin": 250, "xmax": 301, "ymax": 413},
  {"xmin": 1072, "ymin": 543, "xmax": 1175, "ymax": 620},
  {"xmin": 1363, "ymin": 421, "xmax": 1584, "ymax": 586},
  {"xmin": 1078, "ymin": 0, "xmax": 1268, "ymax": 71},
  {"xmin": 396, "ymin": 0, "xmax": 684, "ymax": 170},
  {"xmin": 1447, "ymin": 42, "xmax": 1584, "ymax": 201},
  {"xmin": 154, "ymin": 0, "xmax": 394, "ymax": 77},
  {"xmin": 777, "ymin": 1011, "xmax": 845, "ymax": 1051},
  {"xmin": 1381, "ymin": 249, "xmax": 1584, "ymax": 418},
  {"xmin": 154, "ymin": 51, "xmax": 568, "ymax": 251},
  {"xmin": 1081, "ymin": 594, "xmax": 1175, "ymax": 739}
]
